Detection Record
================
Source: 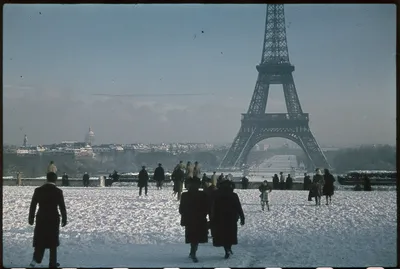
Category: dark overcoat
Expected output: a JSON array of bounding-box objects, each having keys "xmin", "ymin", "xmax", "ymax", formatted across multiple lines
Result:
[
  {"xmin": 138, "ymin": 169, "xmax": 149, "ymax": 187},
  {"xmin": 211, "ymin": 184, "xmax": 245, "ymax": 247},
  {"xmin": 172, "ymin": 169, "xmax": 184, "ymax": 192},
  {"xmin": 154, "ymin": 167, "xmax": 165, "ymax": 182},
  {"xmin": 29, "ymin": 183, "xmax": 67, "ymax": 248},
  {"xmin": 179, "ymin": 190, "xmax": 209, "ymax": 244},
  {"xmin": 310, "ymin": 174, "xmax": 324, "ymax": 197},
  {"xmin": 323, "ymin": 174, "xmax": 335, "ymax": 196},
  {"xmin": 62, "ymin": 175, "xmax": 69, "ymax": 186}
]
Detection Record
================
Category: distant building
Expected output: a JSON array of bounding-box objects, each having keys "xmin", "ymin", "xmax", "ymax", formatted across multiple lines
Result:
[
  {"xmin": 23, "ymin": 134, "xmax": 28, "ymax": 147},
  {"xmin": 85, "ymin": 127, "xmax": 95, "ymax": 146}
]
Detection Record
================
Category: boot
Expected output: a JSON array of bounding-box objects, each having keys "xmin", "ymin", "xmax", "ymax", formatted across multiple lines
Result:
[
  {"xmin": 224, "ymin": 246, "xmax": 230, "ymax": 259},
  {"xmin": 189, "ymin": 244, "xmax": 198, "ymax": 263}
]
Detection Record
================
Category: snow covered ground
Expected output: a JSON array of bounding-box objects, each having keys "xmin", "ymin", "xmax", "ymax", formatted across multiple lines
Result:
[{"xmin": 3, "ymin": 186, "xmax": 396, "ymax": 268}]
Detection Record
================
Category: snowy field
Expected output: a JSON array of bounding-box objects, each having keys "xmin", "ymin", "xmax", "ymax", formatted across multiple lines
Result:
[{"xmin": 3, "ymin": 186, "xmax": 396, "ymax": 268}]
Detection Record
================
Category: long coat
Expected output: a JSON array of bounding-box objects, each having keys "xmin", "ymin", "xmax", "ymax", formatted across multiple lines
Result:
[
  {"xmin": 172, "ymin": 168, "xmax": 185, "ymax": 192},
  {"xmin": 211, "ymin": 186, "xmax": 245, "ymax": 247},
  {"xmin": 179, "ymin": 190, "xmax": 209, "ymax": 244},
  {"xmin": 47, "ymin": 164, "xmax": 57, "ymax": 173},
  {"xmin": 29, "ymin": 183, "xmax": 67, "ymax": 248},
  {"xmin": 323, "ymin": 174, "xmax": 335, "ymax": 196},
  {"xmin": 153, "ymin": 166, "xmax": 165, "ymax": 182},
  {"xmin": 62, "ymin": 175, "xmax": 69, "ymax": 186},
  {"xmin": 138, "ymin": 169, "xmax": 149, "ymax": 187},
  {"xmin": 311, "ymin": 174, "xmax": 324, "ymax": 197}
]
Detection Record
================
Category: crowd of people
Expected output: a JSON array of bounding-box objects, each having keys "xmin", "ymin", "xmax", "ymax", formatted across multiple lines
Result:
[
  {"xmin": 25, "ymin": 159, "xmax": 379, "ymax": 266},
  {"xmin": 27, "ymin": 160, "xmax": 246, "ymax": 266}
]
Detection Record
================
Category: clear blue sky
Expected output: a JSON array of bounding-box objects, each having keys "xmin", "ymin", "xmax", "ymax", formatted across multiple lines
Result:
[{"xmin": 3, "ymin": 4, "xmax": 396, "ymax": 147}]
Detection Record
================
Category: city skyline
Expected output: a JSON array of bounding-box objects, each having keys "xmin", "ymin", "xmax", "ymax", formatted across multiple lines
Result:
[{"xmin": 3, "ymin": 4, "xmax": 396, "ymax": 147}]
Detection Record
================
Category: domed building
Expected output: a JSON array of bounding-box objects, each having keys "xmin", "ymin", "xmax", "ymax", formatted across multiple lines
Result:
[{"xmin": 85, "ymin": 126, "xmax": 95, "ymax": 146}]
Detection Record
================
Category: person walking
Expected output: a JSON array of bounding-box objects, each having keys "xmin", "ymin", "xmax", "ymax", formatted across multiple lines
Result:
[
  {"xmin": 259, "ymin": 180, "xmax": 272, "ymax": 211},
  {"xmin": 312, "ymin": 168, "xmax": 324, "ymax": 206},
  {"xmin": 279, "ymin": 172, "xmax": 285, "ymax": 190},
  {"xmin": 211, "ymin": 171, "xmax": 218, "ymax": 187},
  {"xmin": 185, "ymin": 161, "xmax": 194, "ymax": 189},
  {"xmin": 16, "ymin": 171, "xmax": 23, "ymax": 186},
  {"xmin": 61, "ymin": 172, "xmax": 69, "ymax": 187},
  {"xmin": 28, "ymin": 172, "xmax": 67, "ymax": 268},
  {"xmin": 211, "ymin": 179, "xmax": 245, "ymax": 259},
  {"xmin": 138, "ymin": 166, "xmax": 149, "ymax": 196},
  {"xmin": 323, "ymin": 169, "xmax": 335, "ymax": 205},
  {"xmin": 47, "ymin": 161, "xmax": 57, "ymax": 173},
  {"xmin": 82, "ymin": 172, "xmax": 90, "ymax": 187},
  {"xmin": 179, "ymin": 178, "xmax": 209, "ymax": 263},
  {"xmin": 154, "ymin": 163, "xmax": 165, "ymax": 190},
  {"xmin": 172, "ymin": 166, "xmax": 185, "ymax": 201},
  {"xmin": 285, "ymin": 174, "xmax": 293, "ymax": 190}
]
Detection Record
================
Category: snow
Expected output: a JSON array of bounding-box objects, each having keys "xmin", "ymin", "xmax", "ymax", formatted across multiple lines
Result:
[{"xmin": 3, "ymin": 186, "xmax": 396, "ymax": 268}]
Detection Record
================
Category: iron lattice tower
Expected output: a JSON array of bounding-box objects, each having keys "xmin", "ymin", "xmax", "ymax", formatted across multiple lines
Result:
[{"xmin": 219, "ymin": 4, "xmax": 330, "ymax": 171}]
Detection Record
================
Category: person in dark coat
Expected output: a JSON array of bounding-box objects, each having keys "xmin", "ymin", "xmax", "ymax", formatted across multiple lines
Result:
[
  {"xmin": 82, "ymin": 172, "xmax": 90, "ymax": 187},
  {"xmin": 285, "ymin": 174, "xmax": 293, "ymax": 190},
  {"xmin": 323, "ymin": 169, "xmax": 335, "ymax": 205},
  {"xmin": 172, "ymin": 166, "xmax": 185, "ymax": 201},
  {"xmin": 303, "ymin": 173, "xmax": 311, "ymax": 191},
  {"xmin": 311, "ymin": 169, "xmax": 324, "ymax": 206},
  {"xmin": 201, "ymin": 173, "xmax": 209, "ymax": 189},
  {"xmin": 111, "ymin": 170, "xmax": 120, "ymax": 183},
  {"xmin": 138, "ymin": 166, "xmax": 149, "ymax": 196},
  {"xmin": 28, "ymin": 172, "xmax": 67, "ymax": 268},
  {"xmin": 241, "ymin": 176, "xmax": 249, "ymax": 189},
  {"xmin": 363, "ymin": 175, "xmax": 372, "ymax": 191},
  {"xmin": 154, "ymin": 163, "xmax": 165, "ymax": 190},
  {"xmin": 211, "ymin": 179, "xmax": 245, "ymax": 259},
  {"xmin": 61, "ymin": 172, "xmax": 69, "ymax": 187},
  {"xmin": 179, "ymin": 177, "xmax": 209, "ymax": 263},
  {"xmin": 272, "ymin": 174, "xmax": 279, "ymax": 189}
]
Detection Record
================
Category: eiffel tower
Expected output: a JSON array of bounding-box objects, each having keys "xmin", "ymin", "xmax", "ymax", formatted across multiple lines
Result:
[{"xmin": 219, "ymin": 4, "xmax": 330, "ymax": 171}]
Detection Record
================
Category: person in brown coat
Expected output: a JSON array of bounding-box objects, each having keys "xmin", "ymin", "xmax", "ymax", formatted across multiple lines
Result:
[
  {"xmin": 47, "ymin": 161, "xmax": 57, "ymax": 173},
  {"xmin": 179, "ymin": 177, "xmax": 209, "ymax": 263},
  {"xmin": 211, "ymin": 179, "xmax": 245, "ymax": 259},
  {"xmin": 28, "ymin": 172, "xmax": 67, "ymax": 268}
]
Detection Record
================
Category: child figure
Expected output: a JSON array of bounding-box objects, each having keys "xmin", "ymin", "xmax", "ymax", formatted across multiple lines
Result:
[{"xmin": 259, "ymin": 180, "xmax": 272, "ymax": 211}]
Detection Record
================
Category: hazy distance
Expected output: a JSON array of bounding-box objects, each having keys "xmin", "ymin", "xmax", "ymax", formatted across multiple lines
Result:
[{"xmin": 3, "ymin": 4, "xmax": 396, "ymax": 147}]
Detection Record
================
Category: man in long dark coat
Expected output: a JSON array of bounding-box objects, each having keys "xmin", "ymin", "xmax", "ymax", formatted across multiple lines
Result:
[
  {"xmin": 28, "ymin": 172, "xmax": 67, "ymax": 268},
  {"xmin": 323, "ymin": 169, "xmax": 335, "ymax": 204},
  {"xmin": 272, "ymin": 174, "xmax": 279, "ymax": 189},
  {"xmin": 138, "ymin": 166, "xmax": 149, "ymax": 196},
  {"xmin": 241, "ymin": 176, "xmax": 249, "ymax": 189},
  {"xmin": 172, "ymin": 166, "xmax": 185, "ymax": 201},
  {"xmin": 83, "ymin": 172, "xmax": 90, "ymax": 187},
  {"xmin": 111, "ymin": 170, "xmax": 120, "ymax": 183},
  {"xmin": 154, "ymin": 163, "xmax": 165, "ymax": 190},
  {"xmin": 179, "ymin": 178, "xmax": 209, "ymax": 263},
  {"xmin": 211, "ymin": 179, "xmax": 245, "ymax": 259},
  {"xmin": 61, "ymin": 172, "xmax": 69, "ymax": 187}
]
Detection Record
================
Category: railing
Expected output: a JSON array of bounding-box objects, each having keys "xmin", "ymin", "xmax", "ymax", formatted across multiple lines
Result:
[{"xmin": 242, "ymin": 113, "xmax": 309, "ymax": 121}]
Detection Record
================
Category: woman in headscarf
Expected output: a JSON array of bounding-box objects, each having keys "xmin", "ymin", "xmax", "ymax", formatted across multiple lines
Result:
[{"xmin": 211, "ymin": 179, "xmax": 245, "ymax": 259}]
